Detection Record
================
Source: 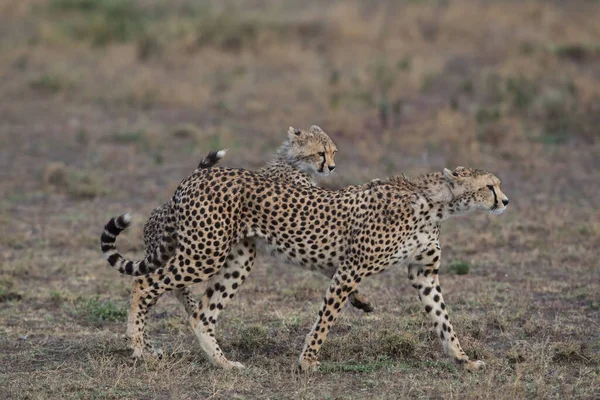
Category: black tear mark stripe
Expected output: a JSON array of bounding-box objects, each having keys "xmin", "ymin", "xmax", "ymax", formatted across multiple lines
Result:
[
  {"xmin": 491, "ymin": 186, "xmax": 498, "ymax": 207},
  {"xmin": 319, "ymin": 152, "xmax": 326, "ymax": 172}
]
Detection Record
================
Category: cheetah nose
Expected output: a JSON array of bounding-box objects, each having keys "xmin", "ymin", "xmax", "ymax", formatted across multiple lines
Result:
[
  {"xmin": 328, "ymin": 165, "xmax": 335, "ymax": 171},
  {"xmin": 502, "ymin": 199, "xmax": 509, "ymax": 206}
]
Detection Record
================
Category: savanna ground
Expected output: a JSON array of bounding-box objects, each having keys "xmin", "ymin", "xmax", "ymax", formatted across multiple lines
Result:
[{"xmin": 1, "ymin": 0, "xmax": 599, "ymax": 398}]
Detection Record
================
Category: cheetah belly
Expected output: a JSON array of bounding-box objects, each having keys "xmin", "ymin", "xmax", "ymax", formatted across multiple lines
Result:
[{"xmin": 252, "ymin": 238, "xmax": 338, "ymax": 275}]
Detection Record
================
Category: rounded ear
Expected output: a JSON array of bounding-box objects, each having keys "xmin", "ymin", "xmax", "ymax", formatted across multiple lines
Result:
[
  {"xmin": 443, "ymin": 168, "xmax": 457, "ymax": 182},
  {"xmin": 288, "ymin": 126, "xmax": 302, "ymax": 139},
  {"xmin": 309, "ymin": 125, "xmax": 323, "ymax": 133}
]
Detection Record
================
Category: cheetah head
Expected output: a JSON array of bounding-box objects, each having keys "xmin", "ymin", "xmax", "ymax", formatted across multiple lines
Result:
[
  {"xmin": 286, "ymin": 125, "xmax": 338, "ymax": 178},
  {"xmin": 443, "ymin": 167, "xmax": 509, "ymax": 215}
]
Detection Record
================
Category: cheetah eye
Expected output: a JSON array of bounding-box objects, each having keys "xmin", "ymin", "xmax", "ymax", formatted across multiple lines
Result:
[
  {"xmin": 487, "ymin": 185, "xmax": 494, "ymax": 190},
  {"xmin": 318, "ymin": 152, "xmax": 325, "ymax": 157}
]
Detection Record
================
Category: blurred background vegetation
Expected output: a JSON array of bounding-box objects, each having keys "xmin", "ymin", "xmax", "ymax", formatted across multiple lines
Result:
[{"xmin": 1, "ymin": 1, "xmax": 599, "ymax": 398}]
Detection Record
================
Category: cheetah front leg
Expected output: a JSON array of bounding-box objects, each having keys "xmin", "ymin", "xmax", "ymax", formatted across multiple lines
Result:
[
  {"xmin": 298, "ymin": 268, "xmax": 359, "ymax": 371},
  {"xmin": 324, "ymin": 268, "xmax": 373, "ymax": 313},
  {"xmin": 408, "ymin": 250, "xmax": 484, "ymax": 371}
]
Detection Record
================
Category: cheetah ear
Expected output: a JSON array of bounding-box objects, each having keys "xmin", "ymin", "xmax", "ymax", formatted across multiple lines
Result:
[
  {"xmin": 443, "ymin": 168, "xmax": 458, "ymax": 182},
  {"xmin": 288, "ymin": 126, "xmax": 302, "ymax": 139},
  {"xmin": 309, "ymin": 125, "xmax": 323, "ymax": 133}
]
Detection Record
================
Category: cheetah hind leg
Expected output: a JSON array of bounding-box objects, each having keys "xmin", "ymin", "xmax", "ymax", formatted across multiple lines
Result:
[
  {"xmin": 189, "ymin": 241, "xmax": 256, "ymax": 369},
  {"xmin": 126, "ymin": 279, "xmax": 164, "ymax": 360},
  {"xmin": 173, "ymin": 287, "xmax": 199, "ymax": 316},
  {"xmin": 127, "ymin": 298, "xmax": 164, "ymax": 360},
  {"xmin": 175, "ymin": 285, "xmax": 244, "ymax": 368}
]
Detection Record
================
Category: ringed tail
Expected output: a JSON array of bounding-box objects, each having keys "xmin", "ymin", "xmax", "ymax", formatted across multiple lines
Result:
[
  {"xmin": 100, "ymin": 213, "xmax": 152, "ymax": 275},
  {"xmin": 101, "ymin": 148, "xmax": 228, "ymax": 276}
]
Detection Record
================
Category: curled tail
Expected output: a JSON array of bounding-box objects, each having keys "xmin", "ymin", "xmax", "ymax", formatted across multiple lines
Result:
[{"xmin": 101, "ymin": 148, "xmax": 228, "ymax": 276}]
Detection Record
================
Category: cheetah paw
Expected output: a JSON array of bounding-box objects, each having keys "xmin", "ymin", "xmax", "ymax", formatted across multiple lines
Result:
[
  {"xmin": 131, "ymin": 347, "xmax": 163, "ymax": 360},
  {"xmin": 355, "ymin": 301, "xmax": 375, "ymax": 313},
  {"xmin": 298, "ymin": 358, "xmax": 321, "ymax": 372},
  {"xmin": 465, "ymin": 359, "xmax": 485, "ymax": 372},
  {"xmin": 222, "ymin": 360, "xmax": 245, "ymax": 370},
  {"xmin": 349, "ymin": 296, "xmax": 375, "ymax": 313}
]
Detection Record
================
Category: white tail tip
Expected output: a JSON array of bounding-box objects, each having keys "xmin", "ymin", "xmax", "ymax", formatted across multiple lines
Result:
[
  {"xmin": 216, "ymin": 149, "xmax": 229, "ymax": 159},
  {"xmin": 122, "ymin": 213, "xmax": 132, "ymax": 224}
]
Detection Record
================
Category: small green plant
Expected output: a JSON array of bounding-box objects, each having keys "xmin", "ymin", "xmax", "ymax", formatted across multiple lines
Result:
[
  {"xmin": 77, "ymin": 296, "xmax": 127, "ymax": 323},
  {"xmin": 66, "ymin": 170, "xmax": 107, "ymax": 200},
  {"xmin": 50, "ymin": 290, "xmax": 65, "ymax": 303},
  {"xmin": 378, "ymin": 330, "xmax": 418, "ymax": 359},
  {"xmin": 448, "ymin": 260, "xmax": 470, "ymax": 275},
  {"xmin": 110, "ymin": 130, "xmax": 146, "ymax": 144},
  {"xmin": 30, "ymin": 73, "xmax": 70, "ymax": 93},
  {"xmin": 230, "ymin": 324, "xmax": 270, "ymax": 352}
]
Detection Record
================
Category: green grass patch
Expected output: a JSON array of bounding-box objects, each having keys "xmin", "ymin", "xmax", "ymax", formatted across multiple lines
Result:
[
  {"xmin": 66, "ymin": 169, "xmax": 107, "ymax": 200},
  {"xmin": 319, "ymin": 358, "xmax": 396, "ymax": 374},
  {"xmin": 229, "ymin": 324, "xmax": 271, "ymax": 353},
  {"xmin": 76, "ymin": 296, "xmax": 127, "ymax": 323},
  {"xmin": 50, "ymin": 290, "xmax": 68, "ymax": 306},
  {"xmin": 447, "ymin": 260, "xmax": 471, "ymax": 275},
  {"xmin": 378, "ymin": 330, "xmax": 418, "ymax": 359}
]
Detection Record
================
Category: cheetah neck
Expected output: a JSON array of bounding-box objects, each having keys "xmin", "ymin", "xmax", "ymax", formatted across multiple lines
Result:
[
  {"xmin": 391, "ymin": 172, "xmax": 472, "ymax": 222},
  {"xmin": 270, "ymin": 140, "xmax": 295, "ymax": 167},
  {"xmin": 269, "ymin": 140, "xmax": 317, "ymax": 183}
]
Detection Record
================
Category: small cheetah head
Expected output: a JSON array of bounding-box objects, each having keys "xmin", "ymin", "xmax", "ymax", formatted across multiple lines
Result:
[
  {"xmin": 286, "ymin": 125, "xmax": 338, "ymax": 178},
  {"xmin": 443, "ymin": 167, "xmax": 509, "ymax": 215}
]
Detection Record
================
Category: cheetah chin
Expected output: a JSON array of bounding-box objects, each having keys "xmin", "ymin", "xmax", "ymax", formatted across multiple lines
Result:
[{"xmin": 490, "ymin": 207, "xmax": 507, "ymax": 215}]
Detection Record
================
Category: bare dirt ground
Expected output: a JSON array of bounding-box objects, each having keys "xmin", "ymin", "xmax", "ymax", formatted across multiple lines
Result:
[{"xmin": 1, "ymin": 1, "xmax": 599, "ymax": 399}]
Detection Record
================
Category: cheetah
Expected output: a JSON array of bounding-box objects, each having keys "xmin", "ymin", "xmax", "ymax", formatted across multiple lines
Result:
[
  {"xmin": 115, "ymin": 163, "xmax": 508, "ymax": 371},
  {"xmin": 100, "ymin": 126, "xmax": 373, "ymax": 360}
]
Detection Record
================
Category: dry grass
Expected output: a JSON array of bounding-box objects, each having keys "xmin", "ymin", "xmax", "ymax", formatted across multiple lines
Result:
[{"xmin": 1, "ymin": 0, "xmax": 600, "ymax": 399}]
